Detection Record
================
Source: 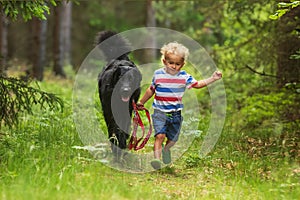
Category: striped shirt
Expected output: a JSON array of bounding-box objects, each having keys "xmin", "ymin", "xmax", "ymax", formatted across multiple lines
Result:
[{"xmin": 150, "ymin": 68, "xmax": 198, "ymax": 112}]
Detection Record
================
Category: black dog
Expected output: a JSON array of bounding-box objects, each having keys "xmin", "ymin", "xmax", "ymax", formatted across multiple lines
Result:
[{"xmin": 96, "ymin": 31, "xmax": 142, "ymax": 157}]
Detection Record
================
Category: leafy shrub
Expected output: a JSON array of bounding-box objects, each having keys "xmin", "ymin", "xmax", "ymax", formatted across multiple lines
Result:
[{"xmin": 239, "ymin": 88, "xmax": 299, "ymax": 130}]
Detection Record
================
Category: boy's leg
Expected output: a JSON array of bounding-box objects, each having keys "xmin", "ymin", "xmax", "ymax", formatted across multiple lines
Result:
[
  {"xmin": 162, "ymin": 113, "xmax": 182, "ymax": 164},
  {"xmin": 150, "ymin": 133, "xmax": 166, "ymax": 169},
  {"xmin": 153, "ymin": 133, "xmax": 166, "ymax": 159},
  {"xmin": 162, "ymin": 139, "xmax": 175, "ymax": 164},
  {"xmin": 165, "ymin": 139, "xmax": 176, "ymax": 151}
]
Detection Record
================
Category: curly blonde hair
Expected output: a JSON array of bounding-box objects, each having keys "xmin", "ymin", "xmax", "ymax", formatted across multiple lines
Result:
[{"xmin": 160, "ymin": 42, "xmax": 190, "ymax": 61}]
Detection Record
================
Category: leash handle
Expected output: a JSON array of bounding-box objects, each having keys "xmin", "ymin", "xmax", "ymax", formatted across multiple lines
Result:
[
  {"xmin": 128, "ymin": 101, "xmax": 152, "ymax": 151},
  {"xmin": 134, "ymin": 108, "xmax": 152, "ymax": 150}
]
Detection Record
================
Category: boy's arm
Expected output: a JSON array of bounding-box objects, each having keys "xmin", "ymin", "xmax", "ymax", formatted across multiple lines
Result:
[
  {"xmin": 193, "ymin": 71, "xmax": 222, "ymax": 89},
  {"xmin": 137, "ymin": 87, "xmax": 155, "ymax": 108}
]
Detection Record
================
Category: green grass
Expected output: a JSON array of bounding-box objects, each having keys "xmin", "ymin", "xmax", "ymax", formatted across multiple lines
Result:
[{"xmin": 0, "ymin": 74, "xmax": 299, "ymax": 200}]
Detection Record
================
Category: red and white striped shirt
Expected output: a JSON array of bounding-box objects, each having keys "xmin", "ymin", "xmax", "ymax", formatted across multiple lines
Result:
[{"xmin": 150, "ymin": 68, "xmax": 197, "ymax": 112}]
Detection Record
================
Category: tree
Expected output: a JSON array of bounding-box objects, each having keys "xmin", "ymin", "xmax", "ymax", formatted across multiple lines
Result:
[
  {"xmin": 144, "ymin": 0, "xmax": 157, "ymax": 62},
  {"xmin": 213, "ymin": 0, "xmax": 300, "ymax": 127},
  {"xmin": 0, "ymin": 0, "xmax": 64, "ymax": 128},
  {"xmin": 277, "ymin": 6, "xmax": 300, "ymax": 86},
  {"xmin": 0, "ymin": 0, "xmax": 56, "ymax": 76},
  {"xmin": 0, "ymin": 12, "xmax": 8, "ymax": 75},
  {"xmin": 270, "ymin": 1, "xmax": 300, "ymax": 86},
  {"xmin": 31, "ymin": 17, "xmax": 48, "ymax": 81},
  {"xmin": 62, "ymin": 1, "xmax": 72, "ymax": 66},
  {"xmin": 52, "ymin": 0, "xmax": 72, "ymax": 77},
  {"xmin": 0, "ymin": 0, "xmax": 74, "ymax": 79},
  {"xmin": 52, "ymin": 4, "xmax": 66, "ymax": 78}
]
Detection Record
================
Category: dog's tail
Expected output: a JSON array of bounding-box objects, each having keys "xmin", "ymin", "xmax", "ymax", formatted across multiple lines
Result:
[{"xmin": 95, "ymin": 31, "xmax": 131, "ymax": 61}]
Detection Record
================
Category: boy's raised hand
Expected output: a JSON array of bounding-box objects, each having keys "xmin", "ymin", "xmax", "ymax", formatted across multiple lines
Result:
[{"xmin": 212, "ymin": 71, "xmax": 222, "ymax": 80}]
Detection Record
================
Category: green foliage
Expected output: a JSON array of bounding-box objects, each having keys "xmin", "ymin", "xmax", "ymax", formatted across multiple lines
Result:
[
  {"xmin": 0, "ymin": 76, "xmax": 63, "ymax": 128},
  {"xmin": 290, "ymin": 49, "xmax": 300, "ymax": 60},
  {"xmin": 184, "ymin": 153, "xmax": 202, "ymax": 168},
  {"xmin": 240, "ymin": 89, "xmax": 296, "ymax": 128},
  {"xmin": 215, "ymin": 1, "xmax": 277, "ymax": 71},
  {"xmin": 153, "ymin": 1, "xmax": 220, "ymax": 47},
  {"xmin": 86, "ymin": 1, "xmax": 146, "ymax": 31},
  {"xmin": 0, "ymin": 0, "xmax": 80, "ymax": 21},
  {"xmin": 0, "ymin": 0, "xmax": 52, "ymax": 21},
  {"xmin": 269, "ymin": 0, "xmax": 300, "ymax": 20}
]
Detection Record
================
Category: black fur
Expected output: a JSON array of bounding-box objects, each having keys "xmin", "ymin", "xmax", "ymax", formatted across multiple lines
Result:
[{"xmin": 96, "ymin": 31, "xmax": 142, "ymax": 156}]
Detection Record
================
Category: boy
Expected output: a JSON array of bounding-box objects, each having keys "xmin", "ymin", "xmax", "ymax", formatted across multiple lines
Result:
[{"xmin": 137, "ymin": 42, "xmax": 222, "ymax": 169}]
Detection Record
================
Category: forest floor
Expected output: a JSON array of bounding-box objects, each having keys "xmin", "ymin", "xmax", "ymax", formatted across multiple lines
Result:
[{"xmin": 0, "ymin": 70, "xmax": 299, "ymax": 200}]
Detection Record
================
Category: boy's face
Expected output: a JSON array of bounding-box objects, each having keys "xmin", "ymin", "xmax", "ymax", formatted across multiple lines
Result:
[{"xmin": 163, "ymin": 53, "xmax": 185, "ymax": 75}]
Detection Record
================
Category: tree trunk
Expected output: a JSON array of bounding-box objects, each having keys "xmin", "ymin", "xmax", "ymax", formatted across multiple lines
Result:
[
  {"xmin": 0, "ymin": 13, "xmax": 8, "ymax": 76},
  {"xmin": 40, "ymin": 17, "xmax": 47, "ymax": 72},
  {"xmin": 276, "ymin": 5, "xmax": 300, "ymax": 87},
  {"xmin": 62, "ymin": 1, "xmax": 72, "ymax": 66},
  {"xmin": 53, "ymin": 4, "xmax": 66, "ymax": 78},
  {"xmin": 144, "ymin": 0, "xmax": 157, "ymax": 62},
  {"xmin": 31, "ymin": 17, "xmax": 47, "ymax": 81},
  {"xmin": 276, "ymin": 4, "xmax": 300, "ymax": 122}
]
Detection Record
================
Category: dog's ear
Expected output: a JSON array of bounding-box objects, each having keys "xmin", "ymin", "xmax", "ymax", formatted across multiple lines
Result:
[
  {"xmin": 111, "ymin": 67, "xmax": 121, "ymax": 86},
  {"xmin": 133, "ymin": 67, "xmax": 142, "ymax": 83}
]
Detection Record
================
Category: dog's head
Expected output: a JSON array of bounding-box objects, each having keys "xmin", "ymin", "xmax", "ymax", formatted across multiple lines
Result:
[
  {"xmin": 110, "ymin": 64, "xmax": 142, "ymax": 137},
  {"xmin": 112, "ymin": 65, "xmax": 142, "ymax": 103}
]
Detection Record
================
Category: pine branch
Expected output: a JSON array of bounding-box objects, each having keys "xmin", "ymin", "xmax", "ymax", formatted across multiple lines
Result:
[{"xmin": 0, "ymin": 76, "xmax": 64, "ymax": 128}]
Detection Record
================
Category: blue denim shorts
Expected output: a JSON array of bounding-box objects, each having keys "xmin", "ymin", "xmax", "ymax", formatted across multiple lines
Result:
[{"xmin": 152, "ymin": 109, "xmax": 183, "ymax": 142}]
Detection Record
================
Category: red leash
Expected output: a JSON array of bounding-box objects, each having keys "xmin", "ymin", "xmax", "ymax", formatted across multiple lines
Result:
[{"xmin": 128, "ymin": 101, "xmax": 152, "ymax": 151}]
